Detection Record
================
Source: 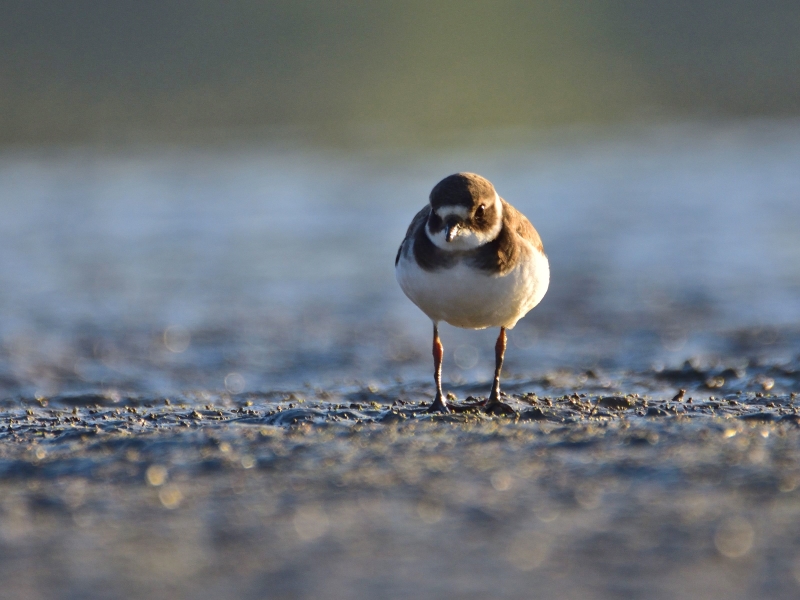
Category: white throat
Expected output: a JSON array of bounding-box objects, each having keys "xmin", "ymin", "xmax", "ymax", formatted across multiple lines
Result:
[{"xmin": 426, "ymin": 194, "xmax": 503, "ymax": 251}]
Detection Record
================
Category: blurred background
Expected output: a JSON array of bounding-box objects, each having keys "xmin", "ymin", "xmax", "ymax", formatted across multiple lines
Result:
[
  {"xmin": 1, "ymin": 0, "xmax": 800, "ymax": 397},
  {"xmin": 3, "ymin": 0, "xmax": 800, "ymax": 144}
]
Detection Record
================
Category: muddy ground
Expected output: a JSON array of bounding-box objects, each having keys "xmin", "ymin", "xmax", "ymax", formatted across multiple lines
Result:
[
  {"xmin": 1, "ymin": 359, "xmax": 800, "ymax": 599},
  {"xmin": 3, "ymin": 125, "xmax": 800, "ymax": 598}
]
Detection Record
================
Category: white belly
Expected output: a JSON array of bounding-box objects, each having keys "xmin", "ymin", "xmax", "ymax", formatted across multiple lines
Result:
[{"xmin": 396, "ymin": 241, "xmax": 549, "ymax": 329}]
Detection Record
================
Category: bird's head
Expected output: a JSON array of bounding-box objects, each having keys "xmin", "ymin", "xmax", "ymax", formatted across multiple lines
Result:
[{"xmin": 425, "ymin": 172, "xmax": 503, "ymax": 251}]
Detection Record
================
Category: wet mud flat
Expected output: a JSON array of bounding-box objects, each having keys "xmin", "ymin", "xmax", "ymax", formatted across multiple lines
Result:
[
  {"xmin": 2, "ymin": 123, "xmax": 800, "ymax": 598},
  {"xmin": 1, "ymin": 362, "xmax": 800, "ymax": 599}
]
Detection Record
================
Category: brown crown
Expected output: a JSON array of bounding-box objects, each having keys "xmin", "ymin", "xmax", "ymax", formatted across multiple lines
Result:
[{"xmin": 429, "ymin": 173, "xmax": 496, "ymax": 210}]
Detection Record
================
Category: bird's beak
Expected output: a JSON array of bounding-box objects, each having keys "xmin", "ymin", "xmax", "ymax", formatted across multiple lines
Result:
[{"xmin": 445, "ymin": 220, "xmax": 461, "ymax": 242}]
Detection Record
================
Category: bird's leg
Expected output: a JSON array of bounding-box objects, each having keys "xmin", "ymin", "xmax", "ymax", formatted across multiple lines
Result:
[
  {"xmin": 490, "ymin": 327, "xmax": 506, "ymax": 401},
  {"xmin": 485, "ymin": 327, "xmax": 515, "ymax": 415},
  {"xmin": 427, "ymin": 323, "xmax": 450, "ymax": 413}
]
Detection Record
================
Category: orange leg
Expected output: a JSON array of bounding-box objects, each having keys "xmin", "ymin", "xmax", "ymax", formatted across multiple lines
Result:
[
  {"xmin": 490, "ymin": 327, "xmax": 506, "ymax": 401},
  {"xmin": 427, "ymin": 323, "xmax": 449, "ymax": 413},
  {"xmin": 485, "ymin": 327, "xmax": 514, "ymax": 415}
]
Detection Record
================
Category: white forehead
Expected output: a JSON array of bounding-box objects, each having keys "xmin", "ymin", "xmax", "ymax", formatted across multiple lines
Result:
[
  {"xmin": 434, "ymin": 206, "xmax": 469, "ymax": 219},
  {"xmin": 434, "ymin": 193, "xmax": 500, "ymax": 219}
]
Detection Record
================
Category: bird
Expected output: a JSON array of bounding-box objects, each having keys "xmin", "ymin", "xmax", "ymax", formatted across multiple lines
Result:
[{"xmin": 395, "ymin": 172, "xmax": 549, "ymax": 414}]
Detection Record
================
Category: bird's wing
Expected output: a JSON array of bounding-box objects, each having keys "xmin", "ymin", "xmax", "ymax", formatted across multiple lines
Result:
[
  {"xmin": 396, "ymin": 205, "xmax": 431, "ymax": 265},
  {"xmin": 502, "ymin": 200, "xmax": 544, "ymax": 253}
]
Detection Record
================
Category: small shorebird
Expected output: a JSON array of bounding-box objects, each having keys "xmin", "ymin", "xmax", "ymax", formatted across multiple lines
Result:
[{"xmin": 395, "ymin": 173, "xmax": 550, "ymax": 414}]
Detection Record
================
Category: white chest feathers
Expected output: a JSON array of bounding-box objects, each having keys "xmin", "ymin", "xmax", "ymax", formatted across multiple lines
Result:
[{"xmin": 395, "ymin": 239, "xmax": 550, "ymax": 330}]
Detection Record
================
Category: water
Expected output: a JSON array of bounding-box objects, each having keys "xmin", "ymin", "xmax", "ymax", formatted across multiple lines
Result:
[{"xmin": 1, "ymin": 120, "xmax": 800, "ymax": 400}]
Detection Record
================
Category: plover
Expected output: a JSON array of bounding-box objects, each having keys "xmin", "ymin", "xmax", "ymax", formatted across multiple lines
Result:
[{"xmin": 395, "ymin": 173, "xmax": 550, "ymax": 414}]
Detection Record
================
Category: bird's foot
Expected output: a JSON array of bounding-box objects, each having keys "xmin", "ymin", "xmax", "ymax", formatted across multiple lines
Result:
[
  {"xmin": 426, "ymin": 395, "xmax": 451, "ymax": 414},
  {"xmin": 484, "ymin": 394, "xmax": 516, "ymax": 416}
]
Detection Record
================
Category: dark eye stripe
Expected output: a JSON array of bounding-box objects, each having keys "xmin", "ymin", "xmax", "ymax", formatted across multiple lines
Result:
[{"xmin": 428, "ymin": 212, "xmax": 443, "ymax": 232}]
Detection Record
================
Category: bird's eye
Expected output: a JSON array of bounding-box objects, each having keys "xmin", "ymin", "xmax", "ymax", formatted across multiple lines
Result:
[{"xmin": 475, "ymin": 205, "xmax": 485, "ymax": 219}]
